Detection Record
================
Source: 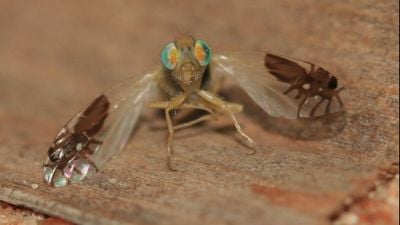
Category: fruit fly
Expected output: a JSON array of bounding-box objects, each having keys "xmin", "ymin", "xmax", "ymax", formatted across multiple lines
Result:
[{"xmin": 43, "ymin": 36, "xmax": 344, "ymax": 187}]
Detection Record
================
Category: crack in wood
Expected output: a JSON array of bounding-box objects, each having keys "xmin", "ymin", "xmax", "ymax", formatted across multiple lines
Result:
[{"xmin": 328, "ymin": 162, "xmax": 399, "ymax": 223}]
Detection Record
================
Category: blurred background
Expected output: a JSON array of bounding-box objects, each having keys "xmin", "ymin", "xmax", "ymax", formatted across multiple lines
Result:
[
  {"xmin": 0, "ymin": 0, "xmax": 397, "ymax": 120},
  {"xmin": 0, "ymin": 1, "xmax": 398, "ymax": 225}
]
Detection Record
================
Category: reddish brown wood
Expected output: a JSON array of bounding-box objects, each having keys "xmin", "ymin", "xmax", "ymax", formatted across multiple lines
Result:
[{"xmin": 0, "ymin": 1, "xmax": 398, "ymax": 225}]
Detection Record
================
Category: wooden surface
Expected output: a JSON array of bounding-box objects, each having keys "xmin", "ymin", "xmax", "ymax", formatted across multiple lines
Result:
[
  {"xmin": 0, "ymin": 1, "xmax": 398, "ymax": 225},
  {"xmin": 0, "ymin": 201, "xmax": 74, "ymax": 225}
]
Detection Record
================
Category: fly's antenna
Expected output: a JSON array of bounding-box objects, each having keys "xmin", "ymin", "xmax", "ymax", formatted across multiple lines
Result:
[{"xmin": 174, "ymin": 30, "xmax": 194, "ymax": 40}]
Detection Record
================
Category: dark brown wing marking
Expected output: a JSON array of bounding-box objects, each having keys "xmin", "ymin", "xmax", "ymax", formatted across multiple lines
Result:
[
  {"xmin": 44, "ymin": 94, "xmax": 110, "ymax": 186},
  {"xmin": 264, "ymin": 53, "xmax": 308, "ymax": 83},
  {"xmin": 264, "ymin": 53, "xmax": 344, "ymax": 118},
  {"xmin": 74, "ymin": 94, "xmax": 109, "ymax": 135}
]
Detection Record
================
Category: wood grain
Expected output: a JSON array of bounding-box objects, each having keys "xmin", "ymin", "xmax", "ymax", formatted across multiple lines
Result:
[{"xmin": 0, "ymin": 1, "xmax": 398, "ymax": 225}]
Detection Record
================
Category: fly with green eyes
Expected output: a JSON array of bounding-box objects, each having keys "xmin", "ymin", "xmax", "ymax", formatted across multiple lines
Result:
[{"xmin": 42, "ymin": 36, "xmax": 345, "ymax": 187}]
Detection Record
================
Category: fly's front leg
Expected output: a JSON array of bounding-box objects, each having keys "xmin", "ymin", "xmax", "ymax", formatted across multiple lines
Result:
[
  {"xmin": 197, "ymin": 90, "xmax": 256, "ymax": 155},
  {"xmin": 151, "ymin": 94, "xmax": 188, "ymax": 171},
  {"xmin": 165, "ymin": 94, "xmax": 187, "ymax": 170}
]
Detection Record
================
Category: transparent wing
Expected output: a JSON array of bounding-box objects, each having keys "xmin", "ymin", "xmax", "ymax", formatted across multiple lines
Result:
[
  {"xmin": 212, "ymin": 52, "xmax": 344, "ymax": 119},
  {"xmin": 43, "ymin": 71, "xmax": 159, "ymax": 187}
]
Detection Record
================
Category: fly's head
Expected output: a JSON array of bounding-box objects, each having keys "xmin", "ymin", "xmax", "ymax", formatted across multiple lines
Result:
[{"xmin": 161, "ymin": 36, "xmax": 212, "ymax": 87}]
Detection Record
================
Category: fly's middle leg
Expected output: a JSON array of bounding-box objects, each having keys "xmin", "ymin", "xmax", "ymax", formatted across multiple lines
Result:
[
  {"xmin": 170, "ymin": 101, "xmax": 243, "ymax": 130},
  {"xmin": 196, "ymin": 90, "xmax": 256, "ymax": 155}
]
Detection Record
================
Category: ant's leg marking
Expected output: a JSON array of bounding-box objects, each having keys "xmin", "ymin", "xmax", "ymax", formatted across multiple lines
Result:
[
  {"xmin": 297, "ymin": 95, "xmax": 309, "ymax": 118},
  {"xmin": 84, "ymin": 146, "xmax": 96, "ymax": 154},
  {"xmin": 73, "ymin": 166, "xmax": 83, "ymax": 175},
  {"xmin": 325, "ymin": 98, "xmax": 332, "ymax": 114},
  {"xmin": 309, "ymin": 98, "xmax": 325, "ymax": 117},
  {"xmin": 303, "ymin": 61, "xmax": 315, "ymax": 74},
  {"xmin": 82, "ymin": 133, "xmax": 103, "ymax": 151},
  {"xmin": 335, "ymin": 87, "xmax": 345, "ymax": 107},
  {"xmin": 284, "ymin": 76, "xmax": 302, "ymax": 95},
  {"xmin": 336, "ymin": 95, "xmax": 344, "ymax": 107},
  {"xmin": 284, "ymin": 86, "xmax": 296, "ymax": 95},
  {"xmin": 81, "ymin": 153, "xmax": 99, "ymax": 172},
  {"xmin": 295, "ymin": 91, "xmax": 303, "ymax": 99}
]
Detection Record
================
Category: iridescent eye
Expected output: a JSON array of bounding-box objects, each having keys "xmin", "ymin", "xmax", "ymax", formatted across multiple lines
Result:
[
  {"xmin": 161, "ymin": 42, "xmax": 178, "ymax": 70},
  {"xmin": 194, "ymin": 39, "xmax": 212, "ymax": 66}
]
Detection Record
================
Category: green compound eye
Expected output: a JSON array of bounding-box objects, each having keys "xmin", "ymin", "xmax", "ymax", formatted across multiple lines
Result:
[
  {"xmin": 194, "ymin": 39, "xmax": 212, "ymax": 66},
  {"xmin": 161, "ymin": 42, "xmax": 178, "ymax": 70}
]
